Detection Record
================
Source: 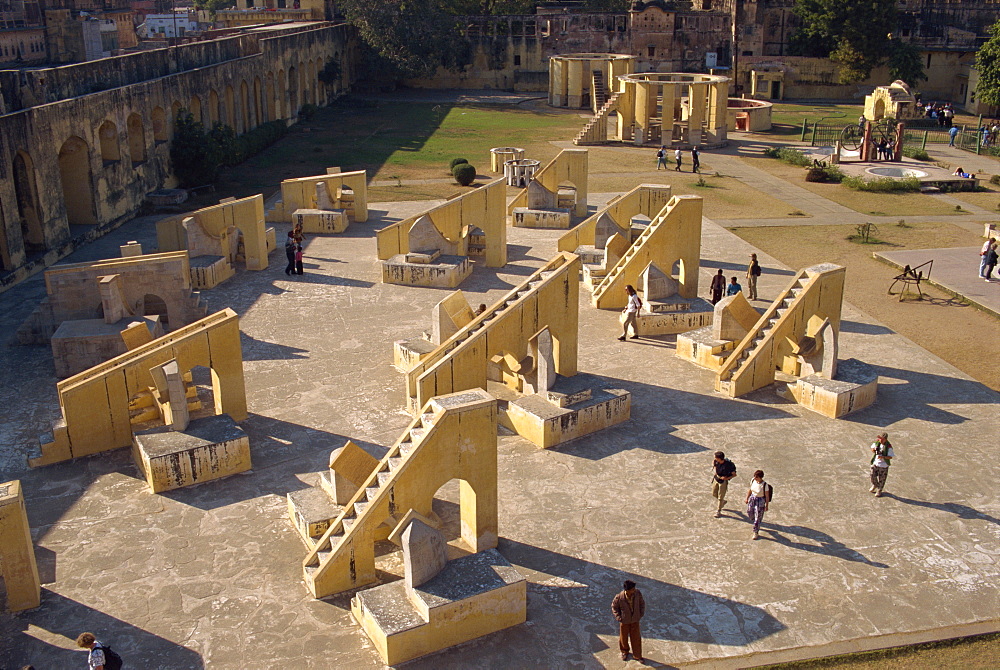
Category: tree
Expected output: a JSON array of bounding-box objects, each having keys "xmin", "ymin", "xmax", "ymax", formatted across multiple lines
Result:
[
  {"xmin": 336, "ymin": 0, "xmax": 472, "ymax": 78},
  {"xmin": 790, "ymin": 0, "xmax": 897, "ymax": 84},
  {"xmin": 170, "ymin": 111, "xmax": 222, "ymax": 187},
  {"xmin": 975, "ymin": 20, "xmax": 1000, "ymax": 107},
  {"xmin": 886, "ymin": 38, "xmax": 926, "ymax": 85}
]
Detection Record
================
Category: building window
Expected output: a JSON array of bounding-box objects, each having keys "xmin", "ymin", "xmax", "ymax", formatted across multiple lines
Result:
[
  {"xmin": 743, "ymin": 50, "xmax": 754, "ymax": 57},
  {"xmin": 647, "ymin": 45, "xmax": 655, "ymax": 58},
  {"xmin": 513, "ymin": 55, "xmax": 520, "ymax": 66},
  {"xmin": 927, "ymin": 53, "xmax": 931, "ymax": 68}
]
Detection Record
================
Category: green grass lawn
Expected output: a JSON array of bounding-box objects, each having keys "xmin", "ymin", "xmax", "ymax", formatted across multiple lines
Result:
[{"xmin": 217, "ymin": 97, "xmax": 584, "ymax": 198}]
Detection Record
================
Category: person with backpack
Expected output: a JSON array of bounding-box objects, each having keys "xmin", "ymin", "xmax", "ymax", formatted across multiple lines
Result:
[
  {"xmin": 655, "ymin": 145, "xmax": 667, "ymax": 170},
  {"xmin": 283, "ymin": 231, "xmax": 297, "ymax": 276},
  {"xmin": 745, "ymin": 469, "xmax": 771, "ymax": 540},
  {"xmin": 711, "ymin": 451, "xmax": 737, "ymax": 517},
  {"xmin": 869, "ymin": 432, "xmax": 895, "ymax": 497},
  {"xmin": 76, "ymin": 632, "xmax": 123, "ymax": 670},
  {"xmin": 746, "ymin": 253, "xmax": 762, "ymax": 300},
  {"xmin": 618, "ymin": 284, "xmax": 642, "ymax": 341}
]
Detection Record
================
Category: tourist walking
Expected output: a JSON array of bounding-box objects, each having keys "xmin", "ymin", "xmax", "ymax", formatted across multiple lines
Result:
[
  {"xmin": 869, "ymin": 432, "xmax": 895, "ymax": 497},
  {"xmin": 284, "ymin": 231, "xmax": 297, "ymax": 276},
  {"xmin": 691, "ymin": 146, "xmax": 701, "ymax": 173},
  {"xmin": 949, "ymin": 125, "xmax": 959, "ymax": 146},
  {"xmin": 618, "ymin": 285, "xmax": 641, "ymax": 341},
  {"xmin": 611, "ymin": 580, "xmax": 645, "ymax": 662},
  {"xmin": 745, "ymin": 470, "xmax": 770, "ymax": 540},
  {"xmin": 709, "ymin": 269, "xmax": 726, "ymax": 304},
  {"xmin": 674, "ymin": 147, "xmax": 683, "ymax": 171},
  {"xmin": 656, "ymin": 145, "xmax": 667, "ymax": 170},
  {"xmin": 711, "ymin": 451, "xmax": 737, "ymax": 517},
  {"xmin": 726, "ymin": 276, "xmax": 742, "ymax": 296},
  {"xmin": 76, "ymin": 632, "xmax": 123, "ymax": 670},
  {"xmin": 984, "ymin": 243, "xmax": 998, "ymax": 282},
  {"xmin": 980, "ymin": 239, "xmax": 996, "ymax": 278},
  {"xmin": 746, "ymin": 253, "xmax": 761, "ymax": 300}
]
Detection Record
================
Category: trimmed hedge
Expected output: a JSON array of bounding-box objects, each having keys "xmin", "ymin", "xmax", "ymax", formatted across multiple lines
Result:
[
  {"xmin": 842, "ymin": 175, "xmax": 921, "ymax": 192},
  {"xmin": 453, "ymin": 163, "xmax": 477, "ymax": 186},
  {"xmin": 449, "ymin": 157, "xmax": 469, "ymax": 169}
]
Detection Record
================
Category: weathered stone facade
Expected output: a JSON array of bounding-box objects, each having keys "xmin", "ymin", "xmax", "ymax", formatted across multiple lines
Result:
[{"xmin": 0, "ymin": 22, "xmax": 357, "ymax": 288}]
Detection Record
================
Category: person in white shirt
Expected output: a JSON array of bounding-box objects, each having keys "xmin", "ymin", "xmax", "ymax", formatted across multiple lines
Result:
[
  {"xmin": 618, "ymin": 284, "xmax": 642, "ymax": 341},
  {"xmin": 745, "ymin": 470, "xmax": 769, "ymax": 540},
  {"xmin": 674, "ymin": 148, "xmax": 682, "ymax": 172},
  {"xmin": 869, "ymin": 432, "xmax": 895, "ymax": 497}
]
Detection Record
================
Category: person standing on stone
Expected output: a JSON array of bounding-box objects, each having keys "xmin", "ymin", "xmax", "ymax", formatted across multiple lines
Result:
[
  {"xmin": 984, "ymin": 243, "xmax": 998, "ymax": 282},
  {"xmin": 618, "ymin": 284, "xmax": 641, "ymax": 341},
  {"xmin": 656, "ymin": 145, "xmax": 667, "ymax": 170},
  {"xmin": 284, "ymin": 231, "xmax": 297, "ymax": 276},
  {"xmin": 710, "ymin": 268, "xmax": 725, "ymax": 305},
  {"xmin": 674, "ymin": 147, "xmax": 683, "ymax": 172},
  {"xmin": 691, "ymin": 146, "xmax": 701, "ymax": 173},
  {"xmin": 611, "ymin": 579, "xmax": 645, "ymax": 662},
  {"xmin": 869, "ymin": 432, "xmax": 894, "ymax": 497},
  {"xmin": 745, "ymin": 470, "xmax": 770, "ymax": 540},
  {"xmin": 711, "ymin": 450, "xmax": 737, "ymax": 517},
  {"xmin": 746, "ymin": 253, "xmax": 761, "ymax": 300},
  {"xmin": 726, "ymin": 276, "xmax": 742, "ymax": 296},
  {"xmin": 980, "ymin": 239, "xmax": 996, "ymax": 279}
]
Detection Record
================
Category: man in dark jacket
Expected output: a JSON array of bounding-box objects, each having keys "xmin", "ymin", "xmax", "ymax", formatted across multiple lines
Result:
[{"xmin": 611, "ymin": 579, "xmax": 646, "ymax": 662}]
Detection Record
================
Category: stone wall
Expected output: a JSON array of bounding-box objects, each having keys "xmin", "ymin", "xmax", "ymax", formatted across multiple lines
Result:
[{"xmin": 0, "ymin": 22, "xmax": 357, "ymax": 287}]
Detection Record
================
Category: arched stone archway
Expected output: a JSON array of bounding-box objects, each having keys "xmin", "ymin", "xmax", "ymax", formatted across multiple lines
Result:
[
  {"xmin": 224, "ymin": 85, "xmax": 235, "ymax": 129},
  {"xmin": 127, "ymin": 113, "xmax": 146, "ymax": 165},
  {"xmin": 58, "ymin": 136, "xmax": 97, "ymax": 226},
  {"xmin": 298, "ymin": 61, "xmax": 307, "ymax": 111},
  {"xmin": 152, "ymin": 107, "xmax": 168, "ymax": 143},
  {"xmin": 266, "ymin": 72, "xmax": 277, "ymax": 122},
  {"xmin": 98, "ymin": 120, "xmax": 120, "ymax": 164},
  {"xmin": 12, "ymin": 150, "xmax": 44, "ymax": 251},
  {"xmin": 240, "ymin": 80, "xmax": 250, "ymax": 133},
  {"xmin": 190, "ymin": 95, "xmax": 202, "ymax": 125},
  {"xmin": 287, "ymin": 66, "xmax": 298, "ymax": 118},
  {"xmin": 207, "ymin": 89, "xmax": 220, "ymax": 126},
  {"xmin": 170, "ymin": 101, "xmax": 182, "ymax": 138},
  {"xmin": 253, "ymin": 76, "xmax": 262, "ymax": 128}
]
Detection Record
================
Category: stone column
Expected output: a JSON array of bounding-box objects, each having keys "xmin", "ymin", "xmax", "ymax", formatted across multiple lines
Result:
[
  {"xmin": 710, "ymin": 81, "xmax": 728, "ymax": 144},
  {"xmin": 549, "ymin": 58, "xmax": 565, "ymax": 107},
  {"xmin": 0, "ymin": 481, "xmax": 41, "ymax": 612},
  {"xmin": 566, "ymin": 59, "xmax": 584, "ymax": 108},
  {"xmin": 688, "ymin": 83, "xmax": 705, "ymax": 146},
  {"xmin": 617, "ymin": 80, "xmax": 635, "ymax": 142},
  {"xmin": 657, "ymin": 82, "xmax": 673, "ymax": 145},
  {"xmin": 634, "ymin": 82, "xmax": 651, "ymax": 146}
]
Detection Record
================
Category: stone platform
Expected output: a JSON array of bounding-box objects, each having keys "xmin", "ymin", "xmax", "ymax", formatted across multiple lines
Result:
[
  {"xmin": 132, "ymin": 414, "xmax": 250, "ymax": 493},
  {"xmin": 510, "ymin": 207, "xmax": 572, "ymax": 229},
  {"xmin": 381, "ymin": 254, "xmax": 472, "ymax": 288},
  {"xmin": 351, "ymin": 548, "xmax": 526, "ymax": 666}
]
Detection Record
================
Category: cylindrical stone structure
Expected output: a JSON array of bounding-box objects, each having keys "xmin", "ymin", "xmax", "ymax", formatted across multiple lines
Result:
[
  {"xmin": 615, "ymin": 72, "xmax": 731, "ymax": 148},
  {"xmin": 490, "ymin": 147, "xmax": 525, "ymax": 173},
  {"xmin": 548, "ymin": 54, "xmax": 635, "ymax": 111},
  {"xmin": 504, "ymin": 159, "xmax": 541, "ymax": 187}
]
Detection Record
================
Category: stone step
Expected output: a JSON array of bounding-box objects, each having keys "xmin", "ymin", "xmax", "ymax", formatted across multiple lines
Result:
[
  {"xmin": 377, "ymin": 471, "xmax": 392, "ymax": 486},
  {"xmin": 389, "ymin": 456, "xmax": 403, "ymax": 470},
  {"xmin": 365, "ymin": 486, "xmax": 380, "ymax": 501},
  {"xmin": 354, "ymin": 501, "xmax": 368, "ymax": 516}
]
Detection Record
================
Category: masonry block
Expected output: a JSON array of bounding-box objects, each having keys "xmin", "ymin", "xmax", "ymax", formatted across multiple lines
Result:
[
  {"xmin": 0, "ymin": 481, "xmax": 41, "ymax": 612},
  {"xmin": 292, "ymin": 208, "xmax": 348, "ymax": 234}
]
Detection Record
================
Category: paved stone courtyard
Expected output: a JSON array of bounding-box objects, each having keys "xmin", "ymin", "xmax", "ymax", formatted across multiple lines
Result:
[{"xmin": 1, "ymin": 192, "xmax": 999, "ymax": 669}]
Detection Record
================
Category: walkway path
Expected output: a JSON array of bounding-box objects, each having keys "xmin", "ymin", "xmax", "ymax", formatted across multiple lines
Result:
[{"xmin": 875, "ymin": 246, "xmax": 1000, "ymax": 319}]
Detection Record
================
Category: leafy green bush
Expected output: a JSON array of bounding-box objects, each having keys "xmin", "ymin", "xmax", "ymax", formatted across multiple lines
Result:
[
  {"xmin": 990, "ymin": 174, "xmax": 1000, "ymax": 186},
  {"xmin": 170, "ymin": 113, "xmax": 289, "ymax": 186},
  {"xmin": 842, "ymin": 175, "xmax": 921, "ymax": 192},
  {"xmin": 299, "ymin": 103, "xmax": 318, "ymax": 120},
  {"xmin": 901, "ymin": 146, "xmax": 931, "ymax": 161},
  {"xmin": 317, "ymin": 58, "xmax": 341, "ymax": 85},
  {"xmin": 453, "ymin": 163, "xmax": 477, "ymax": 186},
  {"xmin": 763, "ymin": 146, "xmax": 812, "ymax": 166},
  {"xmin": 449, "ymin": 157, "xmax": 469, "ymax": 170},
  {"xmin": 823, "ymin": 166, "xmax": 845, "ymax": 183}
]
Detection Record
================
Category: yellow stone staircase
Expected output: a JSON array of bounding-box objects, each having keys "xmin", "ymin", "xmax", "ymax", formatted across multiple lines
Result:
[{"xmin": 574, "ymin": 92, "xmax": 620, "ymax": 145}]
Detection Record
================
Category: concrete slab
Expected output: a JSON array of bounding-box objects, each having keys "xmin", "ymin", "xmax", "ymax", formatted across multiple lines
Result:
[
  {"xmin": 874, "ymin": 246, "xmax": 1000, "ymax": 318},
  {"xmin": 0, "ymin": 197, "xmax": 998, "ymax": 669}
]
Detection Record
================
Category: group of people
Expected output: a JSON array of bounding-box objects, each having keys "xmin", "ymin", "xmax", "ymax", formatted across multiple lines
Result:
[
  {"xmin": 656, "ymin": 145, "xmax": 700, "ymax": 173},
  {"xmin": 615, "ymin": 434, "xmax": 896, "ymax": 662},
  {"xmin": 284, "ymin": 223, "xmax": 305, "ymax": 276},
  {"xmin": 708, "ymin": 253, "xmax": 761, "ymax": 305},
  {"xmin": 980, "ymin": 238, "xmax": 998, "ymax": 282},
  {"xmin": 918, "ymin": 101, "xmax": 954, "ymax": 127},
  {"xmin": 981, "ymin": 121, "xmax": 1000, "ymax": 149}
]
